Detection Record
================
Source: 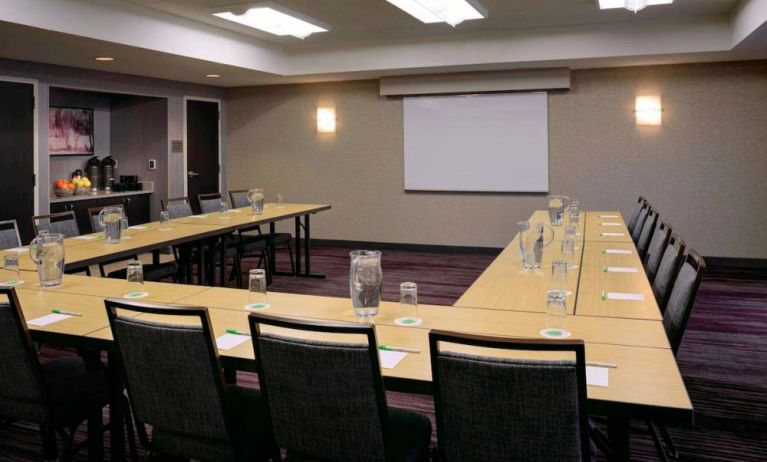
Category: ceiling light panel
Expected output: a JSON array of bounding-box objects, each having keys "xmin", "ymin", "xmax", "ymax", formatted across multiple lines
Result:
[
  {"xmin": 212, "ymin": 3, "xmax": 329, "ymax": 39},
  {"xmin": 598, "ymin": 0, "xmax": 672, "ymax": 9},
  {"xmin": 386, "ymin": 0, "xmax": 487, "ymax": 27}
]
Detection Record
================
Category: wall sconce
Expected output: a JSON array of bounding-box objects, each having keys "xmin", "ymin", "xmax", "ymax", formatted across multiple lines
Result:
[
  {"xmin": 635, "ymin": 95, "xmax": 662, "ymax": 126},
  {"xmin": 317, "ymin": 107, "xmax": 336, "ymax": 133}
]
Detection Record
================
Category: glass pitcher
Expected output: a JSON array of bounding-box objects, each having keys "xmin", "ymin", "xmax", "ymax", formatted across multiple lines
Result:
[
  {"xmin": 29, "ymin": 232, "xmax": 65, "ymax": 287},
  {"xmin": 248, "ymin": 188, "xmax": 265, "ymax": 215},
  {"xmin": 547, "ymin": 195, "xmax": 570, "ymax": 226},
  {"xmin": 349, "ymin": 250, "xmax": 382, "ymax": 317},
  {"xmin": 99, "ymin": 206, "xmax": 124, "ymax": 244},
  {"xmin": 517, "ymin": 221, "xmax": 554, "ymax": 269}
]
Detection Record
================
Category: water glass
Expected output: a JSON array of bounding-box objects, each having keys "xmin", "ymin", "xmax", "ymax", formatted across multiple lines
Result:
[
  {"xmin": 544, "ymin": 289, "xmax": 570, "ymax": 338},
  {"xmin": 551, "ymin": 260, "xmax": 569, "ymax": 293},
  {"xmin": 565, "ymin": 223, "xmax": 578, "ymax": 239},
  {"xmin": 159, "ymin": 211, "xmax": 171, "ymax": 230},
  {"xmin": 275, "ymin": 194, "xmax": 285, "ymax": 208},
  {"xmin": 248, "ymin": 188, "xmax": 265, "ymax": 215},
  {"xmin": 395, "ymin": 282, "xmax": 421, "ymax": 326},
  {"xmin": 569, "ymin": 201, "xmax": 580, "ymax": 224},
  {"xmin": 561, "ymin": 237, "xmax": 576, "ymax": 258},
  {"xmin": 547, "ymin": 195, "xmax": 569, "ymax": 226},
  {"xmin": 219, "ymin": 201, "xmax": 229, "ymax": 217},
  {"xmin": 124, "ymin": 260, "xmax": 148, "ymax": 299},
  {"xmin": 246, "ymin": 269, "xmax": 269, "ymax": 310},
  {"xmin": 2, "ymin": 255, "xmax": 21, "ymax": 285},
  {"xmin": 121, "ymin": 216, "xmax": 129, "ymax": 232}
]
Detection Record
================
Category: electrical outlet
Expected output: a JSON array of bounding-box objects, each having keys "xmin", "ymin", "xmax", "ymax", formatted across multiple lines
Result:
[{"xmin": 148, "ymin": 159, "xmax": 157, "ymax": 170}]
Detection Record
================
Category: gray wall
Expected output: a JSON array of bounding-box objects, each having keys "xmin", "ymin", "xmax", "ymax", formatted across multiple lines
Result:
[{"xmin": 227, "ymin": 60, "xmax": 767, "ymax": 259}]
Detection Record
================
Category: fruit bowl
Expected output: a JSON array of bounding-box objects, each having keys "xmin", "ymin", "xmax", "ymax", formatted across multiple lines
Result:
[{"xmin": 54, "ymin": 187, "xmax": 75, "ymax": 197}]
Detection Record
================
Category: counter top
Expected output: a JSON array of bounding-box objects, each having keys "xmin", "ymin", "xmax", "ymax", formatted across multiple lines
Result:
[{"xmin": 50, "ymin": 183, "xmax": 154, "ymax": 203}]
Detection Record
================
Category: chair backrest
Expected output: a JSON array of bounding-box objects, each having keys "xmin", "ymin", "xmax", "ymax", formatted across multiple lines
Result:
[
  {"xmin": 429, "ymin": 331, "xmax": 589, "ymax": 462},
  {"xmin": 198, "ymin": 192, "xmax": 223, "ymax": 214},
  {"xmin": 636, "ymin": 208, "xmax": 658, "ymax": 259},
  {"xmin": 0, "ymin": 220, "xmax": 22, "ymax": 249},
  {"xmin": 229, "ymin": 189, "xmax": 250, "ymax": 209},
  {"xmin": 161, "ymin": 197, "xmax": 193, "ymax": 219},
  {"xmin": 644, "ymin": 220, "xmax": 672, "ymax": 283},
  {"xmin": 0, "ymin": 287, "xmax": 49, "ymax": 423},
  {"xmin": 249, "ymin": 313, "xmax": 389, "ymax": 462},
  {"xmin": 31, "ymin": 211, "xmax": 80, "ymax": 238},
  {"xmin": 87, "ymin": 205, "xmax": 125, "ymax": 233},
  {"xmin": 631, "ymin": 202, "xmax": 650, "ymax": 243},
  {"xmin": 627, "ymin": 196, "xmax": 647, "ymax": 234},
  {"xmin": 104, "ymin": 298, "xmax": 235, "ymax": 460},
  {"xmin": 664, "ymin": 250, "xmax": 706, "ymax": 354},
  {"xmin": 652, "ymin": 233, "xmax": 686, "ymax": 312}
]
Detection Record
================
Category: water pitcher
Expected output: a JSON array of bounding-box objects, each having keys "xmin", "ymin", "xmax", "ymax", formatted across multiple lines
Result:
[
  {"xmin": 547, "ymin": 195, "xmax": 570, "ymax": 226},
  {"xmin": 248, "ymin": 188, "xmax": 265, "ymax": 215},
  {"xmin": 29, "ymin": 233, "xmax": 65, "ymax": 287},
  {"xmin": 349, "ymin": 250, "xmax": 382, "ymax": 317},
  {"xmin": 517, "ymin": 221, "xmax": 554, "ymax": 269},
  {"xmin": 99, "ymin": 206, "xmax": 124, "ymax": 244}
]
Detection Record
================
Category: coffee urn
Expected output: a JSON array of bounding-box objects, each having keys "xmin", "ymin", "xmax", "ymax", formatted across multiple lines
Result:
[
  {"xmin": 101, "ymin": 156, "xmax": 117, "ymax": 191},
  {"xmin": 86, "ymin": 156, "xmax": 101, "ymax": 191}
]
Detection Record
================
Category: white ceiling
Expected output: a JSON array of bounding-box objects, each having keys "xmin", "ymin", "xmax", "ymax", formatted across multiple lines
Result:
[{"xmin": 0, "ymin": 0, "xmax": 765, "ymax": 87}]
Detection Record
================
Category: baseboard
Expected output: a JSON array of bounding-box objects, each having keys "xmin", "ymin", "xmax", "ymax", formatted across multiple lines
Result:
[
  {"xmin": 704, "ymin": 257, "xmax": 767, "ymax": 270},
  {"xmin": 310, "ymin": 239, "xmax": 503, "ymax": 255}
]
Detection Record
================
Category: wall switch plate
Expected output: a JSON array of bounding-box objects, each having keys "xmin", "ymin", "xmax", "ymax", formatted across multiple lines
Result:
[{"xmin": 148, "ymin": 159, "xmax": 157, "ymax": 170}]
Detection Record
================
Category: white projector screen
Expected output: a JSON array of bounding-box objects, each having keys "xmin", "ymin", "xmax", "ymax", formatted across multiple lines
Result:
[{"xmin": 403, "ymin": 92, "xmax": 549, "ymax": 192}]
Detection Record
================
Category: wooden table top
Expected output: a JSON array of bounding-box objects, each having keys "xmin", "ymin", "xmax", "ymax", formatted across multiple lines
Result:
[{"xmin": 171, "ymin": 203, "xmax": 331, "ymax": 229}]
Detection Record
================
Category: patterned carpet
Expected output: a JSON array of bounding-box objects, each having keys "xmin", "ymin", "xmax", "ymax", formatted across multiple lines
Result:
[{"xmin": 0, "ymin": 245, "xmax": 765, "ymax": 461}]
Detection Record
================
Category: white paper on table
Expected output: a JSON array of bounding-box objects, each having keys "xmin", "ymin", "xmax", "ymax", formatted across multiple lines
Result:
[
  {"xmin": 227, "ymin": 209, "xmax": 242, "ymax": 213},
  {"xmin": 606, "ymin": 267, "xmax": 639, "ymax": 273},
  {"xmin": 190, "ymin": 215, "xmax": 207, "ymax": 219},
  {"xmin": 215, "ymin": 334, "xmax": 250, "ymax": 350},
  {"xmin": 601, "ymin": 232, "xmax": 626, "ymax": 237},
  {"xmin": 586, "ymin": 366, "xmax": 609, "ymax": 387},
  {"xmin": 128, "ymin": 225, "xmax": 146, "ymax": 230},
  {"xmin": 379, "ymin": 350, "xmax": 408, "ymax": 369},
  {"xmin": 600, "ymin": 222, "xmax": 622, "ymax": 227},
  {"xmin": 598, "ymin": 215, "xmax": 618, "ymax": 218},
  {"xmin": 4, "ymin": 247, "xmax": 27, "ymax": 253},
  {"xmin": 604, "ymin": 249, "xmax": 632, "ymax": 255},
  {"xmin": 27, "ymin": 313, "xmax": 71, "ymax": 326},
  {"xmin": 73, "ymin": 235, "xmax": 97, "ymax": 240},
  {"xmin": 607, "ymin": 292, "xmax": 645, "ymax": 301}
]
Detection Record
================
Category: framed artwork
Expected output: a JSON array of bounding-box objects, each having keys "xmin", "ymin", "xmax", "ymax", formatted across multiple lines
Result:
[{"xmin": 49, "ymin": 106, "xmax": 94, "ymax": 155}]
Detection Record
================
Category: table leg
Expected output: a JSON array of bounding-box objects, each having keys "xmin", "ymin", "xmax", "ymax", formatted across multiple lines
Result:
[
  {"xmin": 300, "ymin": 213, "xmax": 324, "ymax": 278},
  {"xmin": 219, "ymin": 234, "xmax": 227, "ymax": 287},
  {"xmin": 294, "ymin": 216, "xmax": 302, "ymax": 275},
  {"xmin": 608, "ymin": 413, "xmax": 631, "ymax": 461},
  {"xmin": 197, "ymin": 241, "xmax": 205, "ymax": 285},
  {"xmin": 108, "ymin": 350, "xmax": 126, "ymax": 462}
]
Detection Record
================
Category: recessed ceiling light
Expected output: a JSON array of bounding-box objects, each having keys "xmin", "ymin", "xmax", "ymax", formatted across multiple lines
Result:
[
  {"xmin": 212, "ymin": 3, "xmax": 329, "ymax": 39},
  {"xmin": 205, "ymin": 74, "xmax": 221, "ymax": 78},
  {"xmin": 386, "ymin": 0, "xmax": 487, "ymax": 27},
  {"xmin": 94, "ymin": 56, "xmax": 115, "ymax": 62},
  {"xmin": 598, "ymin": 0, "xmax": 672, "ymax": 11}
]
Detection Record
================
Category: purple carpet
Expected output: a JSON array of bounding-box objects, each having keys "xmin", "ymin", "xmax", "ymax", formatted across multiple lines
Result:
[{"xmin": 0, "ymin": 245, "xmax": 764, "ymax": 461}]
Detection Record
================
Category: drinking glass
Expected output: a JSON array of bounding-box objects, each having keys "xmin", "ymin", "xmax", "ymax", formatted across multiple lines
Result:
[
  {"xmin": 124, "ymin": 260, "xmax": 148, "ymax": 299},
  {"xmin": 547, "ymin": 195, "xmax": 569, "ymax": 226},
  {"xmin": 159, "ymin": 211, "xmax": 171, "ymax": 231},
  {"xmin": 561, "ymin": 237, "xmax": 576, "ymax": 258},
  {"xmin": 565, "ymin": 223, "xmax": 578, "ymax": 239},
  {"xmin": 542, "ymin": 289, "xmax": 570, "ymax": 338},
  {"xmin": 275, "ymin": 194, "xmax": 285, "ymax": 208},
  {"xmin": 246, "ymin": 269, "xmax": 269, "ymax": 310},
  {"xmin": 551, "ymin": 260, "xmax": 569, "ymax": 293},
  {"xmin": 569, "ymin": 200, "xmax": 580, "ymax": 224},
  {"xmin": 219, "ymin": 201, "xmax": 229, "ymax": 217},
  {"xmin": 395, "ymin": 282, "xmax": 421, "ymax": 326},
  {"xmin": 248, "ymin": 188, "xmax": 265, "ymax": 215},
  {"xmin": 2, "ymin": 255, "xmax": 22, "ymax": 286}
]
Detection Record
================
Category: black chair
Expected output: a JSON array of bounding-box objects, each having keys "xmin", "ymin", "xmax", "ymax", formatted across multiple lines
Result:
[
  {"xmin": 87, "ymin": 206, "xmax": 176, "ymax": 282},
  {"xmin": 429, "ymin": 330, "xmax": 590, "ymax": 462},
  {"xmin": 626, "ymin": 196, "xmax": 647, "ymax": 236},
  {"xmin": 195, "ymin": 192, "xmax": 249, "ymax": 287},
  {"xmin": 630, "ymin": 201, "xmax": 650, "ymax": 244},
  {"xmin": 248, "ymin": 313, "xmax": 432, "ymax": 462},
  {"xmin": 161, "ymin": 197, "xmax": 203, "ymax": 283},
  {"xmin": 230, "ymin": 189, "xmax": 295, "ymax": 277},
  {"xmin": 104, "ymin": 298, "xmax": 277, "ymax": 461},
  {"xmin": 0, "ymin": 286, "xmax": 110, "ymax": 460},
  {"xmin": 0, "ymin": 219, "xmax": 22, "ymax": 249},
  {"xmin": 648, "ymin": 250, "xmax": 706, "ymax": 461},
  {"xmin": 636, "ymin": 207, "xmax": 658, "ymax": 260},
  {"xmin": 161, "ymin": 196, "xmax": 194, "ymax": 219},
  {"xmin": 651, "ymin": 233, "xmax": 686, "ymax": 313},
  {"xmin": 30, "ymin": 212, "xmax": 91, "ymax": 276},
  {"xmin": 198, "ymin": 192, "xmax": 226, "ymax": 214},
  {"xmin": 643, "ymin": 220, "xmax": 672, "ymax": 283}
]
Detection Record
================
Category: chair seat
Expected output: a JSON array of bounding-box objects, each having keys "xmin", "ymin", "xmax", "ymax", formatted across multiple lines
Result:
[{"xmin": 41, "ymin": 357, "xmax": 109, "ymax": 427}]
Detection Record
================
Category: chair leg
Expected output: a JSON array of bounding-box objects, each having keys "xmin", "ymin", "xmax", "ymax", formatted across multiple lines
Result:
[
  {"xmin": 235, "ymin": 255, "xmax": 243, "ymax": 288},
  {"xmin": 648, "ymin": 420, "xmax": 672, "ymax": 462},
  {"xmin": 86, "ymin": 406, "xmax": 104, "ymax": 461},
  {"xmin": 287, "ymin": 241, "xmax": 295, "ymax": 276},
  {"xmin": 122, "ymin": 395, "xmax": 139, "ymax": 462},
  {"xmin": 659, "ymin": 421, "xmax": 679, "ymax": 459},
  {"xmin": 40, "ymin": 422, "xmax": 59, "ymax": 461}
]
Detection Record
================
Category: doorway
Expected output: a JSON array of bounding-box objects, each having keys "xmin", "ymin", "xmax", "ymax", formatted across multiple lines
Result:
[
  {"xmin": 0, "ymin": 79, "xmax": 37, "ymax": 243},
  {"xmin": 185, "ymin": 98, "xmax": 220, "ymax": 213}
]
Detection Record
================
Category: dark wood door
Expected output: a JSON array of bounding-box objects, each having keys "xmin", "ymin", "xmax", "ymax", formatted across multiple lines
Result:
[
  {"xmin": 186, "ymin": 100, "xmax": 219, "ymax": 214},
  {"xmin": 0, "ymin": 81, "xmax": 35, "ymax": 244}
]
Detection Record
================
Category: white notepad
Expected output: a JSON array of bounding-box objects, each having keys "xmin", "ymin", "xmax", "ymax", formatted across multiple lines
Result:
[
  {"xmin": 4, "ymin": 247, "xmax": 27, "ymax": 253},
  {"xmin": 189, "ymin": 215, "xmax": 207, "ymax": 219},
  {"xmin": 586, "ymin": 366, "xmax": 609, "ymax": 387},
  {"xmin": 379, "ymin": 350, "xmax": 407, "ymax": 369},
  {"xmin": 128, "ymin": 225, "xmax": 147, "ymax": 230},
  {"xmin": 598, "ymin": 215, "xmax": 618, "ymax": 218},
  {"xmin": 27, "ymin": 313, "xmax": 71, "ymax": 326},
  {"xmin": 601, "ymin": 232, "xmax": 626, "ymax": 237},
  {"xmin": 607, "ymin": 292, "xmax": 645, "ymax": 301},
  {"xmin": 604, "ymin": 249, "xmax": 632, "ymax": 255},
  {"xmin": 216, "ymin": 334, "xmax": 250, "ymax": 350},
  {"xmin": 227, "ymin": 209, "xmax": 242, "ymax": 213},
  {"xmin": 74, "ymin": 235, "xmax": 98, "ymax": 240},
  {"xmin": 606, "ymin": 267, "xmax": 639, "ymax": 273},
  {"xmin": 600, "ymin": 222, "xmax": 622, "ymax": 227}
]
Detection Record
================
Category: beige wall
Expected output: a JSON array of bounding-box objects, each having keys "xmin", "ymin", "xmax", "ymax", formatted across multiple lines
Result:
[{"xmin": 227, "ymin": 61, "xmax": 767, "ymax": 258}]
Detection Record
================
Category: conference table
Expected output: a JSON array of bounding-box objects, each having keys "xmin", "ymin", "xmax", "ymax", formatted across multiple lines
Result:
[{"xmin": 0, "ymin": 207, "xmax": 691, "ymax": 461}]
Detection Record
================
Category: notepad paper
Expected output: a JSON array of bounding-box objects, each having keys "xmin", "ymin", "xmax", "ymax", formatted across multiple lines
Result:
[
  {"xmin": 379, "ymin": 350, "xmax": 407, "ymax": 369},
  {"xmin": 606, "ymin": 267, "xmax": 639, "ymax": 273},
  {"xmin": 216, "ymin": 334, "xmax": 250, "ymax": 351},
  {"xmin": 600, "ymin": 222, "xmax": 622, "ymax": 227},
  {"xmin": 128, "ymin": 225, "xmax": 146, "ymax": 230},
  {"xmin": 607, "ymin": 292, "xmax": 645, "ymax": 301},
  {"xmin": 4, "ymin": 247, "xmax": 26, "ymax": 253},
  {"xmin": 598, "ymin": 215, "xmax": 618, "ymax": 218},
  {"xmin": 27, "ymin": 313, "xmax": 71, "ymax": 326},
  {"xmin": 601, "ymin": 232, "xmax": 626, "ymax": 237},
  {"xmin": 73, "ymin": 235, "xmax": 97, "ymax": 240},
  {"xmin": 604, "ymin": 249, "xmax": 632, "ymax": 255},
  {"xmin": 586, "ymin": 366, "xmax": 609, "ymax": 387},
  {"xmin": 189, "ymin": 215, "xmax": 207, "ymax": 219}
]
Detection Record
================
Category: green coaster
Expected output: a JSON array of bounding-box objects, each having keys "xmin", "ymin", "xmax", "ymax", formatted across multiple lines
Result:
[
  {"xmin": 124, "ymin": 291, "xmax": 149, "ymax": 299},
  {"xmin": 394, "ymin": 317, "xmax": 422, "ymax": 327},
  {"xmin": 0, "ymin": 279, "xmax": 24, "ymax": 287},
  {"xmin": 244, "ymin": 303, "xmax": 270, "ymax": 311},
  {"xmin": 539, "ymin": 328, "xmax": 572, "ymax": 339}
]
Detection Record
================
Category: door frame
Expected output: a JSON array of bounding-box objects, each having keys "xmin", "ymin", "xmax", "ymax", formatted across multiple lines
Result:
[
  {"xmin": 182, "ymin": 96, "xmax": 222, "ymax": 198},
  {"xmin": 0, "ymin": 75, "xmax": 40, "ymax": 215}
]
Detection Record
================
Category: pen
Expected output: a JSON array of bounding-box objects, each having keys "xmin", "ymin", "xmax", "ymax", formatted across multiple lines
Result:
[
  {"xmin": 601, "ymin": 290, "xmax": 607, "ymax": 301},
  {"xmin": 379, "ymin": 345, "xmax": 421, "ymax": 354},
  {"xmin": 225, "ymin": 328, "xmax": 248, "ymax": 336},
  {"xmin": 52, "ymin": 309, "xmax": 82, "ymax": 317},
  {"xmin": 587, "ymin": 362, "xmax": 618, "ymax": 369}
]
